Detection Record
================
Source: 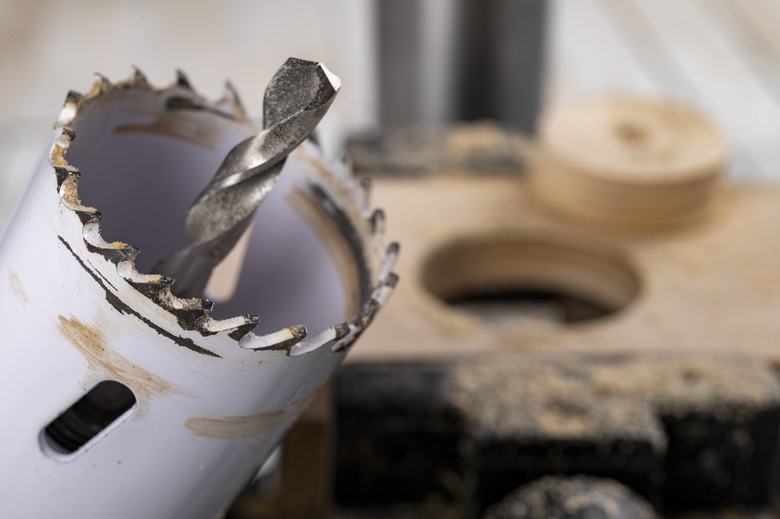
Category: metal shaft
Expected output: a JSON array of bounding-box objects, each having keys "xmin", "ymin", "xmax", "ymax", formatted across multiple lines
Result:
[{"xmin": 155, "ymin": 58, "xmax": 341, "ymax": 298}]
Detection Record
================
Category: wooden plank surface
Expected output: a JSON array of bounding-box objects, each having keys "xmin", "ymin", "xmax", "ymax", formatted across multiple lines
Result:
[{"xmin": 354, "ymin": 176, "xmax": 780, "ymax": 364}]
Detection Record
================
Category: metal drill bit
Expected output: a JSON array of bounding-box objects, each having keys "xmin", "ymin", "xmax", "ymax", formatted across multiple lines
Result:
[{"xmin": 155, "ymin": 58, "xmax": 341, "ymax": 298}]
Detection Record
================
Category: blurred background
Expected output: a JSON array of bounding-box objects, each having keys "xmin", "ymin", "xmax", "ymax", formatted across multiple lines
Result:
[
  {"xmin": 4, "ymin": 0, "xmax": 780, "ymax": 227},
  {"xmin": 0, "ymin": 0, "xmax": 378, "ymax": 228}
]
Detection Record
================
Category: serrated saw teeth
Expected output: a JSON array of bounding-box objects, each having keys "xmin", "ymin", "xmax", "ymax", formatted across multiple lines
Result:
[
  {"xmin": 378, "ymin": 242, "xmax": 400, "ymax": 283},
  {"xmin": 85, "ymin": 240, "xmax": 140, "ymax": 265},
  {"xmin": 89, "ymin": 73, "xmax": 112, "ymax": 97},
  {"xmin": 164, "ymin": 293, "xmax": 213, "ymax": 313},
  {"xmin": 372, "ymin": 273, "xmax": 399, "ymax": 306},
  {"xmin": 220, "ymin": 80, "xmax": 248, "ymax": 120},
  {"xmin": 127, "ymin": 277, "xmax": 174, "ymax": 299},
  {"xmin": 51, "ymin": 129, "xmax": 75, "ymax": 168},
  {"xmin": 290, "ymin": 322, "xmax": 350, "ymax": 357},
  {"xmin": 130, "ymin": 66, "xmax": 150, "ymax": 87},
  {"xmin": 53, "ymin": 169, "xmax": 94, "ymax": 217},
  {"xmin": 332, "ymin": 322, "xmax": 352, "ymax": 341},
  {"xmin": 369, "ymin": 208, "xmax": 385, "ymax": 235},
  {"xmin": 333, "ymin": 260, "xmax": 399, "ymax": 353},
  {"xmin": 203, "ymin": 314, "xmax": 259, "ymax": 339},
  {"xmin": 358, "ymin": 177, "xmax": 372, "ymax": 212},
  {"xmin": 53, "ymin": 165, "xmax": 78, "ymax": 189},
  {"xmin": 241, "ymin": 325, "xmax": 308, "ymax": 352},
  {"xmin": 175, "ymin": 69, "xmax": 193, "ymax": 90},
  {"xmin": 57, "ymin": 91, "xmax": 81, "ymax": 126},
  {"xmin": 332, "ymin": 323, "xmax": 360, "ymax": 352},
  {"xmin": 333, "ymin": 298, "xmax": 383, "ymax": 353},
  {"xmin": 51, "ymin": 69, "xmax": 397, "ymax": 356},
  {"xmin": 370, "ymin": 289, "xmax": 393, "ymax": 312}
]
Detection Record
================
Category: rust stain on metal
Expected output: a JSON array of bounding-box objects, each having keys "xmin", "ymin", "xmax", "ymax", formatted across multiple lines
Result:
[
  {"xmin": 57, "ymin": 313, "xmax": 186, "ymax": 403},
  {"xmin": 8, "ymin": 270, "xmax": 29, "ymax": 307},
  {"xmin": 185, "ymin": 391, "xmax": 317, "ymax": 440}
]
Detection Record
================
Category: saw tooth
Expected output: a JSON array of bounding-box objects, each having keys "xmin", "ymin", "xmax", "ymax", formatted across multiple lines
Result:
[
  {"xmin": 165, "ymin": 294, "xmax": 213, "ymax": 313},
  {"xmin": 195, "ymin": 314, "xmax": 260, "ymax": 340},
  {"xmin": 59, "ymin": 126, "xmax": 77, "ymax": 142},
  {"xmin": 79, "ymin": 215, "xmax": 144, "ymax": 266},
  {"xmin": 359, "ymin": 177, "xmax": 372, "ymax": 212},
  {"xmin": 225, "ymin": 314, "xmax": 260, "ymax": 340},
  {"xmin": 332, "ymin": 323, "xmax": 359, "ymax": 353},
  {"xmin": 368, "ymin": 209, "xmax": 386, "ymax": 236},
  {"xmin": 57, "ymin": 91, "xmax": 82, "ymax": 126},
  {"xmin": 329, "ymin": 321, "xmax": 356, "ymax": 353},
  {"xmin": 127, "ymin": 276, "xmax": 175, "ymax": 299},
  {"xmin": 334, "ymin": 299, "xmax": 382, "ymax": 353},
  {"xmin": 76, "ymin": 209, "xmax": 101, "ymax": 226},
  {"xmin": 149, "ymin": 287, "xmax": 216, "ymax": 333},
  {"xmin": 89, "ymin": 73, "xmax": 112, "ymax": 97},
  {"xmin": 85, "ymin": 241, "xmax": 140, "ymax": 265},
  {"xmin": 51, "ymin": 128, "xmax": 75, "ymax": 168},
  {"xmin": 241, "ymin": 325, "xmax": 308, "ymax": 352},
  {"xmin": 169, "ymin": 307, "xmax": 214, "ymax": 333},
  {"xmin": 130, "ymin": 66, "xmax": 150, "ymax": 87},
  {"xmin": 222, "ymin": 80, "xmax": 248, "ymax": 120},
  {"xmin": 359, "ymin": 298, "xmax": 382, "ymax": 326},
  {"xmin": 371, "ymin": 275, "xmax": 397, "ymax": 307},
  {"xmin": 381, "ymin": 271, "xmax": 400, "ymax": 289},
  {"xmin": 51, "ymin": 133, "xmax": 99, "ymax": 218},
  {"xmin": 332, "ymin": 322, "xmax": 351, "ymax": 341},
  {"xmin": 176, "ymin": 69, "xmax": 193, "ymax": 90},
  {"xmin": 379, "ymin": 242, "xmax": 400, "ymax": 283},
  {"xmin": 54, "ymin": 165, "xmax": 78, "ymax": 191},
  {"xmin": 289, "ymin": 322, "xmax": 351, "ymax": 356}
]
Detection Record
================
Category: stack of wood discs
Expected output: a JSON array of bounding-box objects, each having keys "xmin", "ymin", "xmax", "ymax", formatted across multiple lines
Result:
[{"xmin": 529, "ymin": 97, "xmax": 727, "ymax": 230}]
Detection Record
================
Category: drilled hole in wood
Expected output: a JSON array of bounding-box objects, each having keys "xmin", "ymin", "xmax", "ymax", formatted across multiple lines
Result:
[
  {"xmin": 41, "ymin": 380, "xmax": 136, "ymax": 459},
  {"xmin": 422, "ymin": 234, "xmax": 640, "ymax": 325}
]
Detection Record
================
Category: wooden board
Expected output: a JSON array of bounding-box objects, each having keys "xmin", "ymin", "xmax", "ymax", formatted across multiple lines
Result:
[{"xmin": 352, "ymin": 175, "xmax": 780, "ymax": 364}]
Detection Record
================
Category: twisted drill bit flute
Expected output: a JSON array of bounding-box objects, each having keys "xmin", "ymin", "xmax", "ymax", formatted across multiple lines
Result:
[{"xmin": 155, "ymin": 58, "xmax": 341, "ymax": 297}]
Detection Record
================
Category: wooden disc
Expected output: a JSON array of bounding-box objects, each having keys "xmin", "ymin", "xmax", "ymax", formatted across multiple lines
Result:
[{"xmin": 530, "ymin": 97, "xmax": 727, "ymax": 229}]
